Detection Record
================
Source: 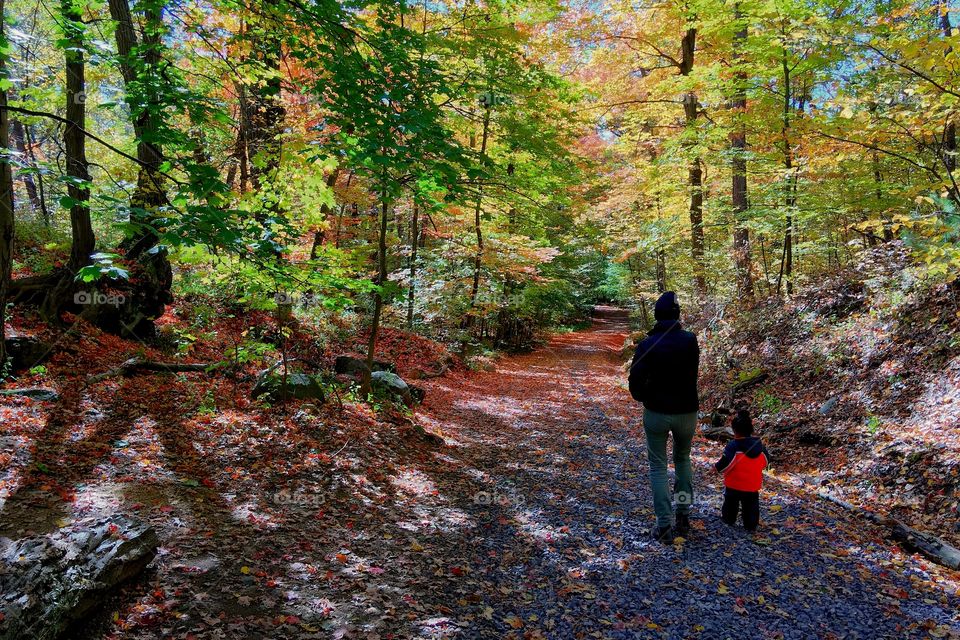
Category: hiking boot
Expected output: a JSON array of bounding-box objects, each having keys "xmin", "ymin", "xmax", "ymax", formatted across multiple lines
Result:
[
  {"xmin": 675, "ymin": 513, "xmax": 690, "ymax": 537},
  {"xmin": 651, "ymin": 525, "xmax": 673, "ymax": 543}
]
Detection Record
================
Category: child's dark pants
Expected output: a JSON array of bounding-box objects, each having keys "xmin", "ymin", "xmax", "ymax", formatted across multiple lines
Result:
[{"xmin": 721, "ymin": 488, "xmax": 760, "ymax": 531}]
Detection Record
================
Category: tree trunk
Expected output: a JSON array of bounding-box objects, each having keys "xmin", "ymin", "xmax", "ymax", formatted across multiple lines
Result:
[
  {"xmin": 656, "ymin": 249, "xmax": 667, "ymax": 293},
  {"xmin": 940, "ymin": 0, "xmax": 956, "ymax": 196},
  {"xmin": 872, "ymin": 150, "xmax": 893, "ymax": 242},
  {"xmin": 468, "ymin": 104, "xmax": 491, "ymax": 315},
  {"xmin": 680, "ymin": 26, "xmax": 707, "ymax": 296},
  {"xmin": 236, "ymin": 83, "xmax": 251, "ymax": 193},
  {"xmin": 407, "ymin": 200, "xmax": 419, "ymax": 329},
  {"xmin": 778, "ymin": 47, "xmax": 795, "ymax": 296},
  {"xmin": 0, "ymin": 0, "xmax": 14, "ymax": 367},
  {"xmin": 23, "ymin": 124, "xmax": 50, "ymax": 226},
  {"xmin": 782, "ymin": 212, "xmax": 793, "ymax": 292},
  {"xmin": 758, "ymin": 233, "xmax": 772, "ymax": 295},
  {"xmin": 817, "ymin": 490, "xmax": 960, "ymax": 570},
  {"xmin": 108, "ymin": 0, "xmax": 165, "ymax": 250},
  {"xmin": 310, "ymin": 168, "xmax": 340, "ymax": 259},
  {"xmin": 9, "ymin": 119, "xmax": 43, "ymax": 217},
  {"xmin": 731, "ymin": 3, "xmax": 753, "ymax": 299},
  {"xmin": 245, "ymin": 0, "xmax": 285, "ymax": 204},
  {"xmin": 362, "ymin": 196, "xmax": 390, "ymax": 395},
  {"xmin": 655, "ymin": 194, "xmax": 666, "ymax": 292},
  {"xmin": 15, "ymin": 0, "xmax": 99, "ymax": 323},
  {"xmin": 107, "ymin": 0, "xmax": 173, "ymax": 332},
  {"xmin": 62, "ymin": 0, "xmax": 95, "ymax": 272}
]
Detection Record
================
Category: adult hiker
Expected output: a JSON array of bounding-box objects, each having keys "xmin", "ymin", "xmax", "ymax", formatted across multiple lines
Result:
[{"xmin": 628, "ymin": 291, "xmax": 700, "ymax": 542}]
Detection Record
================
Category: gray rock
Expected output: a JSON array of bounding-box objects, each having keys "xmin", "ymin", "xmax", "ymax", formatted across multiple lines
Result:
[
  {"xmin": 0, "ymin": 516, "xmax": 158, "ymax": 640},
  {"xmin": 4, "ymin": 336, "xmax": 53, "ymax": 372},
  {"xmin": 252, "ymin": 364, "xmax": 325, "ymax": 402},
  {"xmin": 334, "ymin": 356, "xmax": 395, "ymax": 376},
  {"xmin": 370, "ymin": 371, "xmax": 425, "ymax": 406},
  {"xmin": 0, "ymin": 388, "xmax": 59, "ymax": 402},
  {"xmin": 818, "ymin": 396, "xmax": 839, "ymax": 415}
]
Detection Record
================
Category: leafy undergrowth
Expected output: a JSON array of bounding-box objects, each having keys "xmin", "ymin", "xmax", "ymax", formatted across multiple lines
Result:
[{"xmin": 698, "ymin": 242, "xmax": 960, "ymax": 547}]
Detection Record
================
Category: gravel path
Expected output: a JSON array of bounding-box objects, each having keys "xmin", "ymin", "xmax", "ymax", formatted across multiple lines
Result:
[{"xmin": 416, "ymin": 308, "xmax": 960, "ymax": 639}]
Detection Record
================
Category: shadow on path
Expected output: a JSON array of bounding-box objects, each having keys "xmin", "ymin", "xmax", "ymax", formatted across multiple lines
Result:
[{"xmin": 413, "ymin": 307, "xmax": 960, "ymax": 639}]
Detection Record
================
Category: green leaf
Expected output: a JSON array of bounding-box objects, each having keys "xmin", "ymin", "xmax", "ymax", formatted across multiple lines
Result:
[{"xmin": 58, "ymin": 196, "xmax": 80, "ymax": 210}]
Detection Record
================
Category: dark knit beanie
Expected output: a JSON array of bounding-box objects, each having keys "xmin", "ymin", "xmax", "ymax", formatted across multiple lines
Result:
[{"xmin": 654, "ymin": 291, "xmax": 681, "ymax": 321}]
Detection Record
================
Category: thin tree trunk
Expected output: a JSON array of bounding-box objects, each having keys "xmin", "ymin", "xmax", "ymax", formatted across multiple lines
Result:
[
  {"xmin": 872, "ymin": 150, "xmax": 893, "ymax": 242},
  {"xmin": 243, "ymin": 0, "xmax": 285, "ymax": 293},
  {"xmin": 17, "ymin": 0, "xmax": 99, "ymax": 322},
  {"xmin": 62, "ymin": 0, "xmax": 95, "ymax": 271},
  {"xmin": 334, "ymin": 203, "xmax": 346, "ymax": 248},
  {"xmin": 775, "ymin": 235, "xmax": 788, "ymax": 293},
  {"xmin": 9, "ymin": 119, "xmax": 42, "ymax": 216},
  {"xmin": 940, "ymin": 0, "xmax": 956, "ymax": 196},
  {"xmin": 758, "ymin": 233, "xmax": 772, "ymax": 295},
  {"xmin": 731, "ymin": 3, "xmax": 753, "ymax": 299},
  {"xmin": 680, "ymin": 25, "xmax": 707, "ymax": 295},
  {"xmin": 363, "ymin": 195, "xmax": 390, "ymax": 395},
  {"xmin": 23, "ymin": 125, "xmax": 50, "ymax": 226},
  {"xmin": 468, "ymin": 104, "xmax": 491, "ymax": 313},
  {"xmin": 237, "ymin": 84, "xmax": 250, "ymax": 193},
  {"xmin": 655, "ymin": 194, "xmax": 666, "ymax": 292},
  {"xmin": 779, "ymin": 45, "xmax": 795, "ymax": 296},
  {"xmin": 656, "ymin": 249, "xmax": 667, "ymax": 293},
  {"xmin": 0, "ymin": 0, "xmax": 14, "ymax": 366},
  {"xmin": 334, "ymin": 173, "xmax": 353, "ymax": 248},
  {"xmin": 407, "ymin": 200, "xmax": 419, "ymax": 329}
]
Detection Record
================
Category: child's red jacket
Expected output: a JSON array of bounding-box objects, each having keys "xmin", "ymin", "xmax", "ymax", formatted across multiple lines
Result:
[{"xmin": 714, "ymin": 436, "xmax": 770, "ymax": 492}]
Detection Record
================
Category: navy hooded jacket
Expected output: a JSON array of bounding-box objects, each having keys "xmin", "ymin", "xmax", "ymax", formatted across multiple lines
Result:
[{"xmin": 628, "ymin": 320, "xmax": 700, "ymax": 414}]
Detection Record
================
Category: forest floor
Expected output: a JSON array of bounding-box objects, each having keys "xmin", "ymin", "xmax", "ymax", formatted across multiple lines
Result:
[{"xmin": 2, "ymin": 306, "xmax": 960, "ymax": 638}]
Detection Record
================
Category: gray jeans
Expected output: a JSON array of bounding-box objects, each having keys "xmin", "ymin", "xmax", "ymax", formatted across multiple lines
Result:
[{"xmin": 643, "ymin": 409, "xmax": 697, "ymax": 528}]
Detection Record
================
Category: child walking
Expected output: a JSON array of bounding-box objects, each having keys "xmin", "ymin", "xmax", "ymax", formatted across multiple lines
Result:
[{"xmin": 714, "ymin": 409, "xmax": 770, "ymax": 532}]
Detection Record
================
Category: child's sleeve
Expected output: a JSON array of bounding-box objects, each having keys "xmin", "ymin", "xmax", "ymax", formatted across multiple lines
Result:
[
  {"xmin": 715, "ymin": 441, "xmax": 737, "ymax": 473},
  {"xmin": 761, "ymin": 442, "xmax": 771, "ymax": 469}
]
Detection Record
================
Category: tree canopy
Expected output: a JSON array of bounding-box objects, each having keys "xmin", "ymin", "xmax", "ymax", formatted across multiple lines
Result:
[{"xmin": 0, "ymin": 0, "xmax": 955, "ymax": 355}]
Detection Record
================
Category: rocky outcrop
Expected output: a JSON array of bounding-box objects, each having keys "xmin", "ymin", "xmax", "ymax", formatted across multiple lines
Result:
[
  {"xmin": 0, "ymin": 516, "xmax": 158, "ymax": 640},
  {"xmin": 371, "ymin": 371, "xmax": 425, "ymax": 407},
  {"xmin": 334, "ymin": 356, "xmax": 395, "ymax": 376},
  {"xmin": 3, "ymin": 336, "xmax": 52, "ymax": 372},
  {"xmin": 252, "ymin": 364, "xmax": 325, "ymax": 402},
  {"xmin": 0, "ymin": 388, "xmax": 59, "ymax": 402}
]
